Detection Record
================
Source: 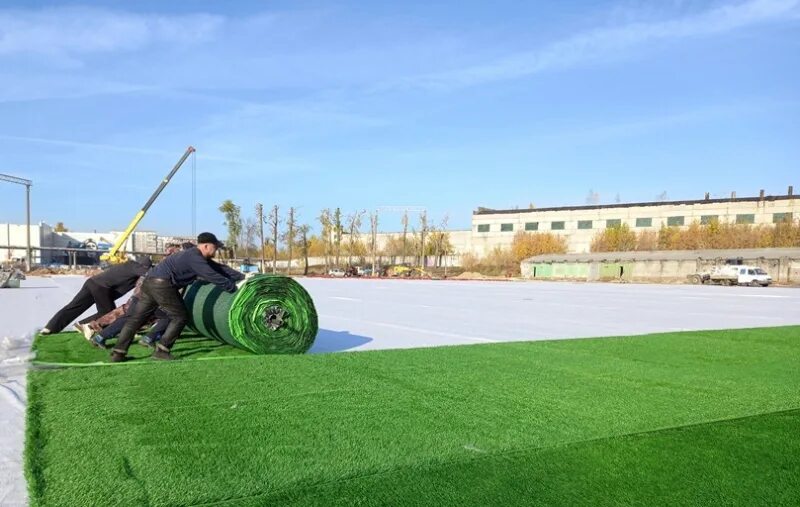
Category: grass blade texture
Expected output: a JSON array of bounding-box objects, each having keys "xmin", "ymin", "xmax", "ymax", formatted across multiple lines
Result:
[{"xmin": 25, "ymin": 326, "xmax": 800, "ymax": 506}]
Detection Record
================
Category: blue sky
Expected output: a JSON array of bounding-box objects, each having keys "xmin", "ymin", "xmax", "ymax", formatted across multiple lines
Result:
[{"xmin": 0, "ymin": 0, "xmax": 798, "ymax": 235}]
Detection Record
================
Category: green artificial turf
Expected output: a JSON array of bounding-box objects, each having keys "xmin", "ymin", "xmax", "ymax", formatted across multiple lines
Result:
[
  {"xmin": 26, "ymin": 326, "xmax": 800, "ymax": 506},
  {"xmin": 32, "ymin": 331, "xmax": 254, "ymax": 365}
]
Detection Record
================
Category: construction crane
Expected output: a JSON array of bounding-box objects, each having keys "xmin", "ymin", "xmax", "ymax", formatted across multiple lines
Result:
[{"xmin": 101, "ymin": 146, "xmax": 196, "ymax": 264}]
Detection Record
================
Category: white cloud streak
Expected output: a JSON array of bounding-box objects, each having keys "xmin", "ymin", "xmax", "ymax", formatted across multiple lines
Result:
[
  {"xmin": 0, "ymin": 7, "xmax": 223, "ymax": 56},
  {"xmin": 401, "ymin": 0, "xmax": 800, "ymax": 90},
  {"xmin": 0, "ymin": 134, "xmax": 253, "ymax": 165}
]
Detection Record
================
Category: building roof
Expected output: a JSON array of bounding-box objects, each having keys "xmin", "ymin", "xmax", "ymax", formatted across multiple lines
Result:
[
  {"xmin": 523, "ymin": 247, "xmax": 800, "ymax": 264},
  {"xmin": 474, "ymin": 194, "xmax": 797, "ymax": 216}
]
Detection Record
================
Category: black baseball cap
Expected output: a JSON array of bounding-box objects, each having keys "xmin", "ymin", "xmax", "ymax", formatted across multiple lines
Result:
[{"xmin": 197, "ymin": 232, "xmax": 224, "ymax": 248}]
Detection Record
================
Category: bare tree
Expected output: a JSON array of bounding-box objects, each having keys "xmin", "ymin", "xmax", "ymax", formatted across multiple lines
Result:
[
  {"xmin": 285, "ymin": 207, "xmax": 297, "ymax": 275},
  {"xmin": 419, "ymin": 210, "xmax": 428, "ymax": 270},
  {"xmin": 243, "ymin": 217, "xmax": 258, "ymax": 259},
  {"xmin": 298, "ymin": 224, "xmax": 310, "ymax": 275},
  {"xmin": 318, "ymin": 209, "xmax": 332, "ymax": 270},
  {"xmin": 346, "ymin": 210, "xmax": 366, "ymax": 266},
  {"xmin": 269, "ymin": 205, "xmax": 279, "ymax": 274},
  {"xmin": 333, "ymin": 207, "xmax": 343, "ymax": 267},
  {"xmin": 585, "ymin": 189, "xmax": 600, "ymax": 205},
  {"xmin": 439, "ymin": 214, "xmax": 450, "ymax": 276},
  {"xmin": 401, "ymin": 211, "xmax": 409, "ymax": 264},
  {"xmin": 615, "ymin": 193, "xmax": 622, "ymax": 204},
  {"xmin": 255, "ymin": 203, "xmax": 265, "ymax": 273},
  {"xmin": 657, "ymin": 191, "xmax": 669, "ymax": 202},
  {"xmin": 369, "ymin": 211, "xmax": 379, "ymax": 277}
]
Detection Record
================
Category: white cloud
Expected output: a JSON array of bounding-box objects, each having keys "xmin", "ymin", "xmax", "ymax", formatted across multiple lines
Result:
[
  {"xmin": 401, "ymin": 0, "xmax": 800, "ymax": 90},
  {"xmin": 0, "ymin": 7, "xmax": 223, "ymax": 56}
]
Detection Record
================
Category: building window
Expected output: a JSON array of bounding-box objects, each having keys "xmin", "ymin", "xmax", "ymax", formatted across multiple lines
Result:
[
  {"xmin": 501, "ymin": 223, "xmax": 514, "ymax": 232},
  {"xmin": 667, "ymin": 216, "xmax": 684, "ymax": 227},
  {"xmin": 635, "ymin": 217, "xmax": 652, "ymax": 227},
  {"xmin": 773, "ymin": 213, "xmax": 793, "ymax": 223},
  {"xmin": 606, "ymin": 219, "xmax": 622, "ymax": 228},
  {"xmin": 578, "ymin": 220, "xmax": 592, "ymax": 230},
  {"xmin": 736, "ymin": 214, "xmax": 755, "ymax": 225},
  {"xmin": 551, "ymin": 221, "xmax": 565, "ymax": 231},
  {"xmin": 525, "ymin": 222, "xmax": 539, "ymax": 231},
  {"xmin": 700, "ymin": 215, "xmax": 718, "ymax": 225},
  {"xmin": 477, "ymin": 224, "xmax": 490, "ymax": 233}
]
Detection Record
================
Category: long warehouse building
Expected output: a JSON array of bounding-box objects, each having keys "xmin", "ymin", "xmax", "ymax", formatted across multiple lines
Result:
[{"xmin": 471, "ymin": 188, "xmax": 798, "ymax": 255}]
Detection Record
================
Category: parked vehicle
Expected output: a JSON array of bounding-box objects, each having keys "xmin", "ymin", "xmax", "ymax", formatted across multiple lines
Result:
[
  {"xmin": 688, "ymin": 264, "xmax": 772, "ymax": 286},
  {"xmin": 356, "ymin": 266, "xmax": 373, "ymax": 277},
  {"xmin": 328, "ymin": 268, "xmax": 346, "ymax": 277}
]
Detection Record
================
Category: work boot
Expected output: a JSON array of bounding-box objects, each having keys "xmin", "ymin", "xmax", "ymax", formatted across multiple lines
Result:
[
  {"xmin": 110, "ymin": 350, "xmax": 128, "ymax": 363},
  {"xmin": 152, "ymin": 348, "xmax": 175, "ymax": 361},
  {"xmin": 40, "ymin": 328, "xmax": 51, "ymax": 335}
]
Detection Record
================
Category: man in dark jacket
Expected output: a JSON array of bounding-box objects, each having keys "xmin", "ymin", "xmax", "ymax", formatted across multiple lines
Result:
[
  {"xmin": 109, "ymin": 232, "xmax": 244, "ymax": 362},
  {"xmin": 41, "ymin": 256, "xmax": 152, "ymax": 334}
]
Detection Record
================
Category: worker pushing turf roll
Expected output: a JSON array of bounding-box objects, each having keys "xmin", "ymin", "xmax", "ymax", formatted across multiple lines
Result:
[
  {"xmin": 41, "ymin": 257, "xmax": 152, "ymax": 334},
  {"xmin": 110, "ymin": 232, "xmax": 244, "ymax": 362}
]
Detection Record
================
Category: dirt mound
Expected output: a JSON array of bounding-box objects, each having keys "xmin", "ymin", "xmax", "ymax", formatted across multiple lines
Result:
[{"xmin": 453, "ymin": 271, "xmax": 488, "ymax": 280}]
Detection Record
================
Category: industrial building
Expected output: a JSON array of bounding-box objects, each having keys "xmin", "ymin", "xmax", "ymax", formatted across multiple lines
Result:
[
  {"xmin": 0, "ymin": 223, "xmax": 188, "ymax": 265},
  {"xmin": 472, "ymin": 189, "xmax": 798, "ymax": 255},
  {"xmin": 2, "ymin": 189, "xmax": 798, "ymax": 267},
  {"xmin": 520, "ymin": 248, "xmax": 800, "ymax": 284}
]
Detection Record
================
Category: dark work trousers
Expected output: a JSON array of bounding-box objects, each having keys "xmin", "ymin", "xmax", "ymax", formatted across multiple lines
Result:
[
  {"xmin": 100, "ymin": 304, "xmax": 169, "ymax": 341},
  {"xmin": 113, "ymin": 278, "xmax": 188, "ymax": 354},
  {"xmin": 45, "ymin": 279, "xmax": 118, "ymax": 333},
  {"xmin": 145, "ymin": 316, "xmax": 171, "ymax": 340},
  {"xmin": 99, "ymin": 297, "xmax": 137, "ymax": 340}
]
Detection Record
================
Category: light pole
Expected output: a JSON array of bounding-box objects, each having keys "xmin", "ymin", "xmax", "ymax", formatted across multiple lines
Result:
[{"xmin": 0, "ymin": 173, "xmax": 33, "ymax": 271}]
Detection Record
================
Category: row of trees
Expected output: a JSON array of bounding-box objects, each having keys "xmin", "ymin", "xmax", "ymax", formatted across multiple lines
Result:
[
  {"xmin": 217, "ymin": 201, "xmax": 455, "ymax": 273},
  {"xmin": 460, "ymin": 219, "xmax": 800, "ymax": 276},
  {"xmin": 591, "ymin": 220, "xmax": 800, "ymax": 252}
]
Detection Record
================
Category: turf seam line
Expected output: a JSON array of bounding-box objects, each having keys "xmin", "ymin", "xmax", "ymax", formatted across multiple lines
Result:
[{"xmin": 181, "ymin": 407, "xmax": 800, "ymax": 507}]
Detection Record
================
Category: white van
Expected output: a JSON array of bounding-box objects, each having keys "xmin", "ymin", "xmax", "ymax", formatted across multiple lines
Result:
[{"xmin": 735, "ymin": 266, "xmax": 772, "ymax": 286}]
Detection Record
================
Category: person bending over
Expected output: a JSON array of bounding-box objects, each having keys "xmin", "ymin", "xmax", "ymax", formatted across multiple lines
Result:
[{"xmin": 109, "ymin": 233, "xmax": 244, "ymax": 362}]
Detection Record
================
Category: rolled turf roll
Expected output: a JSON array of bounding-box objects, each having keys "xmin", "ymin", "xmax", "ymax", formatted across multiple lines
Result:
[{"xmin": 183, "ymin": 274, "xmax": 318, "ymax": 354}]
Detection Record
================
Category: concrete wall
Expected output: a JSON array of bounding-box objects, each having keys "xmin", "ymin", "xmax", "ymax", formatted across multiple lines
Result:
[
  {"xmin": 521, "ymin": 248, "xmax": 800, "ymax": 284},
  {"xmin": 473, "ymin": 195, "xmax": 798, "ymax": 255}
]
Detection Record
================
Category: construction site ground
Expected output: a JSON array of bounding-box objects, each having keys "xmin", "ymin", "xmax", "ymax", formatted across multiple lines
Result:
[{"xmin": 2, "ymin": 276, "xmax": 799, "ymax": 505}]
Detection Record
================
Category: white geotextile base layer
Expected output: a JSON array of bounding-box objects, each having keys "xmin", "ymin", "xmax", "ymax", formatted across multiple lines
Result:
[
  {"xmin": 2, "ymin": 276, "xmax": 799, "ymax": 505},
  {"xmin": 1, "ymin": 276, "xmax": 87, "ymax": 506}
]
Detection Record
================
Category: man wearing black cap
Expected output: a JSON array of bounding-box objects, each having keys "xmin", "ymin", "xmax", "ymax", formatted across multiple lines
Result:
[
  {"xmin": 109, "ymin": 232, "xmax": 244, "ymax": 362},
  {"xmin": 40, "ymin": 256, "xmax": 153, "ymax": 334}
]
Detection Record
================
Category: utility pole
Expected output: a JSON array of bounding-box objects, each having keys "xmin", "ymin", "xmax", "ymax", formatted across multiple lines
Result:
[
  {"xmin": 255, "ymin": 203, "xmax": 265, "ymax": 273},
  {"xmin": 0, "ymin": 173, "xmax": 33, "ymax": 271},
  {"xmin": 269, "ymin": 205, "xmax": 279, "ymax": 274}
]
